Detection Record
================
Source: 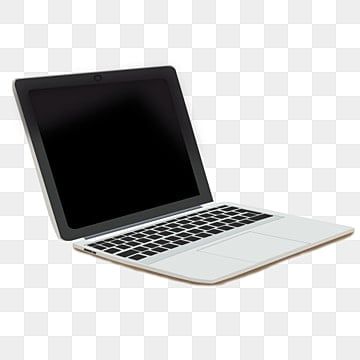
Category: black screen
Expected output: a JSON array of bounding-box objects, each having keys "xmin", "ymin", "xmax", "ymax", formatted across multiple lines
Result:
[{"xmin": 29, "ymin": 79, "xmax": 199, "ymax": 229}]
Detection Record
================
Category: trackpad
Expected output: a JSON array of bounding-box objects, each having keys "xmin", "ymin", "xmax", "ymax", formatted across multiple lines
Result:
[{"xmin": 199, "ymin": 232, "xmax": 305, "ymax": 262}]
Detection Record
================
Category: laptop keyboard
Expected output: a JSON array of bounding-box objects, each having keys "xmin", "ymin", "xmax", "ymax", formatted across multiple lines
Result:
[{"xmin": 87, "ymin": 205, "xmax": 273, "ymax": 261}]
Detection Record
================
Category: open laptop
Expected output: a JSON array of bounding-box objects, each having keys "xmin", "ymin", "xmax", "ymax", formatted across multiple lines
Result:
[{"xmin": 14, "ymin": 66, "xmax": 353, "ymax": 284}]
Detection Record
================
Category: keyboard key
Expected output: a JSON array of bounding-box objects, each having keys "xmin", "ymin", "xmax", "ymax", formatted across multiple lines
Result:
[
  {"xmin": 88, "ymin": 243, "xmax": 106, "ymax": 250},
  {"xmin": 186, "ymin": 236, "xmax": 201, "ymax": 241},
  {"xmin": 208, "ymin": 229, "xmax": 222, "ymax": 234},
  {"xmin": 177, "ymin": 219, "xmax": 190, "ymax": 225},
  {"xmin": 228, "ymin": 222, "xmax": 245, "ymax": 227},
  {"xmin": 154, "ymin": 239, "xmax": 169, "ymax": 245},
  {"xmin": 152, "ymin": 247, "xmax": 168, "ymax": 253},
  {"xmin": 192, "ymin": 220, "xmax": 207, "ymax": 226},
  {"xmin": 144, "ymin": 243, "xmax": 158, "ymax": 248},
  {"xmin": 164, "ymin": 235, "xmax": 180, "ymax": 241},
  {"xmin": 116, "ymin": 244, "xmax": 130, "ymax": 250},
  {"xmin": 131, "ymin": 233, "xmax": 144, "ymax": 239},
  {"xmin": 251, "ymin": 214, "xmax": 273, "ymax": 221},
  {"xmin": 104, "ymin": 247, "xmax": 119, "ymax": 254},
  {"xmin": 131, "ymin": 229, "xmax": 144, "ymax": 234},
  {"xmin": 174, "ymin": 240, "xmax": 189, "ymax": 245},
  {"xmin": 197, "ymin": 232, "xmax": 212, "ymax": 238},
  {"xmin": 199, "ymin": 213, "xmax": 213, "ymax": 218},
  {"xmin": 143, "ymin": 250, "xmax": 157, "ymax": 256},
  {"xmin": 148, "ymin": 234, "xmax": 162, "ymax": 240},
  {"xmin": 190, "ymin": 216, "xmax": 202, "ymax": 221},
  {"xmin": 117, "ymin": 249, "xmax": 137, "ymax": 257},
  {"xmin": 158, "ymin": 230, "xmax": 173, "ymax": 236},
  {"xmin": 248, "ymin": 210, "xmax": 262, "ymax": 215},
  {"xmin": 219, "ymin": 225, "xmax": 233, "ymax": 231},
  {"xmin": 122, "ymin": 236, "xmax": 135, "ymax": 241},
  {"xmin": 222, "ymin": 206, "xmax": 238, "ymax": 211},
  {"xmin": 222, "ymin": 219, "xmax": 235, "ymax": 224},
  {"xmin": 243, "ymin": 212, "xmax": 259, "ymax": 217},
  {"xmin": 164, "ymin": 218, "xmax": 178, "ymax": 223},
  {"xmin": 233, "ymin": 215, "xmax": 247, "ymax": 221},
  {"xmin": 142, "ymin": 229, "xmax": 157, "ymax": 235},
  {"xmin": 163, "ymin": 243, "xmax": 178, "ymax": 249},
  {"xmin": 199, "ymin": 225, "xmax": 213, "ymax": 231},
  {"xmin": 136, "ymin": 238, "xmax": 151, "ymax": 244},
  {"xmin": 241, "ymin": 219, "xmax": 254, "ymax": 224},
  {"xmin": 166, "ymin": 223, "xmax": 181, "ymax": 228},
  {"xmin": 175, "ymin": 215, "xmax": 186, "ymax": 220},
  {"xmin": 134, "ymin": 246, "xmax": 147, "ymax": 252},
  {"xmin": 170, "ymin": 227, "xmax": 184, "ymax": 233},
  {"xmin": 177, "ymin": 231, "xmax": 193, "ymax": 238},
  {"xmin": 182, "ymin": 224, "xmax": 194, "ymax": 229},
  {"xmin": 127, "ymin": 241, "xmax": 139, "ymax": 246},
  {"xmin": 155, "ymin": 226, "xmax": 168, "ymax": 231},
  {"xmin": 111, "ymin": 240, "xmax": 124, "ymax": 245},
  {"xmin": 212, "ymin": 221, "xmax": 225, "ymax": 227},
  {"xmin": 188, "ymin": 228, "xmax": 203, "ymax": 234},
  {"xmin": 130, "ymin": 254, "xmax": 146, "ymax": 260},
  {"xmin": 99, "ymin": 241, "xmax": 113, "ymax": 247}
]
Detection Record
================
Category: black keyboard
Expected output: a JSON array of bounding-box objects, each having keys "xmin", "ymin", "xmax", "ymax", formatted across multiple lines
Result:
[{"xmin": 87, "ymin": 205, "xmax": 273, "ymax": 261}]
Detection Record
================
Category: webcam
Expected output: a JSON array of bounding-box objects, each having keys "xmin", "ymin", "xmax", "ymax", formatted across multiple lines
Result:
[{"xmin": 94, "ymin": 74, "xmax": 102, "ymax": 81}]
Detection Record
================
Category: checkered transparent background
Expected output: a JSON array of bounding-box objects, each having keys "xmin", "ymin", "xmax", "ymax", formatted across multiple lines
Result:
[{"xmin": 1, "ymin": 0, "xmax": 360, "ymax": 359}]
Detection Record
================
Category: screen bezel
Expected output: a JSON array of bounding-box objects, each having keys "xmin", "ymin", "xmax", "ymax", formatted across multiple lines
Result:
[{"xmin": 14, "ymin": 66, "xmax": 213, "ymax": 240}]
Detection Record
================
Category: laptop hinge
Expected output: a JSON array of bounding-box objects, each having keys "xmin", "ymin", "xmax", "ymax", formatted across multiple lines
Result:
[{"xmin": 84, "ymin": 204, "xmax": 209, "ymax": 240}]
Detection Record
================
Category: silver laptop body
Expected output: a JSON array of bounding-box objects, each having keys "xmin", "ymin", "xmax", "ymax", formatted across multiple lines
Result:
[{"xmin": 14, "ymin": 66, "xmax": 353, "ymax": 284}]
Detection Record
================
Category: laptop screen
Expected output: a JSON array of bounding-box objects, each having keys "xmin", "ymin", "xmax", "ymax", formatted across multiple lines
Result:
[{"xmin": 29, "ymin": 79, "xmax": 200, "ymax": 229}]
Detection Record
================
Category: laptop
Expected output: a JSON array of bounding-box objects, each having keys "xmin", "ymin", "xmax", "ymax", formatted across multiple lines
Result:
[{"xmin": 14, "ymin": 66, "xmax": 353, "ymax": 284}]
